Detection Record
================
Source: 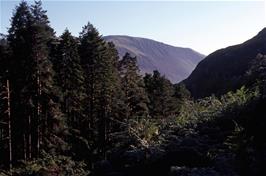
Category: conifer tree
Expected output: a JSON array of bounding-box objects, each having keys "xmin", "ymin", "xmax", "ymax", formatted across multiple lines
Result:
[
  {"xmin": 118, "ymin": 52, "xmax": 149, "ymax": 119},
  {"xmin": 7, "ymin": 1, "xmax": 64, "ymax": 160},
  {"xmin": 173, "ymin": 83, "xmax": 191, "ymax": 113},
  {"xmin": 79, "ymin": 23, "xmax": 125, "ymax": 159},
  {"xmin": 174, "ymin": 83, "xmax": 191, "ymax": 101},
  {"xmin": 0, "ymin": 34, "xmax": 12, "ymax": 169},
  {"xmin": 104, "ymin": 42, "xmax": 126, "ymax": 150},
  {"xmin": 79, "ymin": 22, "xmax": 102, "ymax": 149},
  {"xmin": 56, "ymin": 29, "xmax": 85, "ymax": 129},
  {"xmin": 144, "ymin": 70, "xmax": 178, "ymax": 118},
  {"xmin": 7, "ymin": 0, "xmax": 33, "ymax": 161},
  {"xmin": 29, "ymin": 0, "xmax": 64, "ymax": 157}
]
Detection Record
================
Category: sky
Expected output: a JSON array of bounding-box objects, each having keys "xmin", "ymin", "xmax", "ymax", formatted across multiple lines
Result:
[{"xmin": 1, "ymin": 0, "xmax": 265, "ymax": 55}]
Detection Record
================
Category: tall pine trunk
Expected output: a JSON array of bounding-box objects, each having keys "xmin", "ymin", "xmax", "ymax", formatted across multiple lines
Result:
[
  {"xmin": 6, "ymin": 78, "xmax": 12, "ymax": 170},
  {"xmin": 28, "ymin": 115, "xmax": 32, "ymax": 160},
  {"xmin": 36, "ymin": 67, "xmax": 41, "ymax": 158}
]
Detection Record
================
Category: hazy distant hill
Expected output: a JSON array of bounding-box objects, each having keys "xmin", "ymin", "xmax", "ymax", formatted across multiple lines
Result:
[
  {"xmin": 184, "ymin": 28, "xmax": 266, "ymax": 98},
  {"xmin": 104, "ymin": 35, "xmax": 204, "ymax": 83}
]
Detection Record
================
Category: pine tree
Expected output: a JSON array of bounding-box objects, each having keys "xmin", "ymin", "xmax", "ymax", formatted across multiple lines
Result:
[
  {"xmin": 0, "ymin": 76, "xmax": 12, "ymax": 170},
  {"xmin": 6, "ymin": 78, "xmax": 12, "ymax": 170},
  {"xmin": 174, "ymin": 83, "xmax": 191, "ymax": 101},
  {"xmin": 7, "ymin": 0, "xmax": 33, "ymax": 161},
  {"xmin": 104, "ymin": 42, "xmax": 126, "ymax": 151},
  {"xmin": 56, "ymin": 29, "xmax": 85, "ymax": 129},
  {"xmin": 0, "ymin": 34, "xmax": 12, "ymax": 169},
  {"xmin": 79, "ymin": 22, "xmax": 101, "ymax": 151},
  {"xmin": 79, "ymin": 23, "xmax": 124, "ymax": 159},
  {"xmin": 144, "ymin": 70, "xmax": 178, "ymax": 118},
  {"xmin": 7, "ymin": 1, "xmax": 64, "ymax": 161},
  {"xmin": 173, "ymin": 83, "xmax": 191, "ymax": 113},
  {"xmin": 106, "ymin": 42, "xmax": 126, "ymax": 120},
  {"xmin": 118, "ymin": 53, "xmax": 149, "ymax": 120},
  {"xmin": 29, "ymin": 0, "xmax": 64, "ymax": 157}
]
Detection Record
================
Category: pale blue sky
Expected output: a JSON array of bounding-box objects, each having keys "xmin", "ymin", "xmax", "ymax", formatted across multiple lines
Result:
[{"xmin": 1, "ymin": 0, "xmax": 265, "ymax": 55}]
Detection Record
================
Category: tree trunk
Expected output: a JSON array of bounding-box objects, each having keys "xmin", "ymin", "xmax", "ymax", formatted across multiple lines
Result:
[
  {"xmin": 23, "ymin": 134, "xmax": 26, "ymax": 160},
  {"xmin": 36, "ymin": 72, "xmax": 41, "ymax": 158},
  {"xmin": 28, "ymin": 115, "xmax": 32, "ymax": 160},
  {"xmin": 6, "ymin": 79, "xmax": 12, "ymax": 170}
]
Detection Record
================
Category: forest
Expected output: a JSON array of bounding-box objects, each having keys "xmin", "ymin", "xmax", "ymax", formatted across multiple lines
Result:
[{"xmin": 1, "ymin": 1, "xmax": 266, "ymax": 176}]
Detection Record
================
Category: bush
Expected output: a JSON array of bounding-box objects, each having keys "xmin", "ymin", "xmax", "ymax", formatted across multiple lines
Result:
[
  {"xmin": 176, "ymin": 86, "xmax": 259, "ymax": 128},
  {"xmin": 11, "ymin": 154, "xmax": 90, "ymax": 176}
]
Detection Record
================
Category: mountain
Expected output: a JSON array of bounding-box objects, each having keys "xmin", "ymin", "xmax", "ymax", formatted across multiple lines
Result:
[
  {"xmin": 184, "ymin": 28, "xmax": 266, "ymax": 98},
  {"xmin": 104, "ymin": 35, "xmax": 204, "ymax": 83}
]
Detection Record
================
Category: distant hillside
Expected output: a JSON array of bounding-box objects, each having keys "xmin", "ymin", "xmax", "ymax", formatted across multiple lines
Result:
[
  {"xmin": 104, "ymin": 35, "xmax": 204, "ymax": 83},
  {"xmin": 184, "ymin": 28, "xmax": 266, "ymax": 98}
]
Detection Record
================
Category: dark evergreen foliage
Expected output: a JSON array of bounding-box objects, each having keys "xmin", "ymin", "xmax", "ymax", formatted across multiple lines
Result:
[
  {"xmin": 144, "ymin": 70, "xmax": 178, "ymax": 118},
  {"xmin": 79, "ymin": 22, "xmax": 125, "ymax": 160},
  {"xmin": 4, "ymin": 0, "xmax": 64, "ymax": 163},
  {"xmin": 29, "ymin": 0, "xmax": 65, "ymax": 155},
  {"xmin": 56, "ymin": 29, "xmax": 85, "ymax": 129},
  {"xmin": 0, "ymin": 34, "xmax": 11, "ymax": 169},
  {"xmin": 118, "ymin": 52, "xmax": 149, "ymax": 119},
  {"xmin": 7, "ymin": 0, "xmax": 35, "ymax": 162}
]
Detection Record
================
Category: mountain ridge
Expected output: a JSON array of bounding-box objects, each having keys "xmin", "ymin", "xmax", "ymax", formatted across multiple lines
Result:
[
  {"xmin": 104, "ymin": 35, "xmax": 205, "ymax": 83},
  {"xmin": 105, "ymin": 35, "xmax": 201, "ymax": 50},
  {"xmin": 184, "ymin": 27, "xmax": 266, "ymax": 98}
]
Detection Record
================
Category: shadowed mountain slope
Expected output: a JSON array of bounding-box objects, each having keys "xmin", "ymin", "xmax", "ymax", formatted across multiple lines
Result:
[
  {"xmin": 184, "ymin": 28, "xmax": 266, "ymax": 98},
  {"xmin": 104, "ymin": 35, "xmax": 204, "ymax": 83}
]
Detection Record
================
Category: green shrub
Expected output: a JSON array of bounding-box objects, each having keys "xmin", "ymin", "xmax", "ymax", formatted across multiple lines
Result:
[
  {"xmin": 176, "ymin": 86, "xmax": 259, "ymax": 128},
  {"xmin": 11, "ymin": 154, "xmax": 89, "ymax": 176}
]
